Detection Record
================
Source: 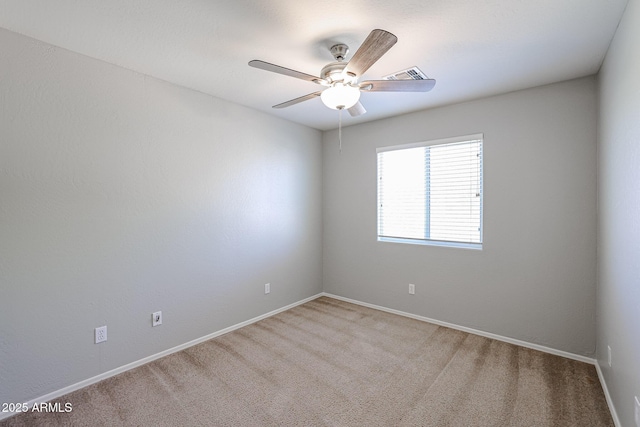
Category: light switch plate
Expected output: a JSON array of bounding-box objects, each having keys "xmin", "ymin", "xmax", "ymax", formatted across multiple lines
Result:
[{"xmin": 152, "ymin": 311, "xmax": 162, "ymax": 327}]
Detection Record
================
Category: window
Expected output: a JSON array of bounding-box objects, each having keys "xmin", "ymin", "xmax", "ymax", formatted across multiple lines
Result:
[{"xmin": 377, "ymin": 134, "xmax": 483, "ymax": 249}]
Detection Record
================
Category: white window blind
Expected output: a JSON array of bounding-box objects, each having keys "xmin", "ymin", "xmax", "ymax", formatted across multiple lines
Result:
[{"xmin": 377, "ymin": 134, "xmax": 483, "ymax": 249}]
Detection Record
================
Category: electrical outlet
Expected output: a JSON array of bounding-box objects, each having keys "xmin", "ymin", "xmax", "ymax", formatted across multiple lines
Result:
[
  {"xmin": 607, "ymin": 345, "xmax": 612, "ymax": 368},
  {"xmin": 265, "ymin": 283, "xmax": 270, "ymax": 294},
  {"xmin": 95, "ymin": 326, "xmax": 107, "ymax": 344},
  {"xmin": 634, "ymin": 395, "xmax": 639, "ymax": 427},
  {"xmin": 152, "ymin": 311, "xmax": 162, "ymax": 327},
  {"xmin": 408, "ymin": 284, "xmax": 415, "ymax": 295}
]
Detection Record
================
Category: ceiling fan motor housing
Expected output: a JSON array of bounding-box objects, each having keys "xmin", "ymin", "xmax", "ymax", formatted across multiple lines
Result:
[
  {"xmin": 321, "ymin": 62, "xmax": 357, "ymax": 84},
  {"xmin": 324, "ymin": 44, "xmax": 357, "ymax": 85}
]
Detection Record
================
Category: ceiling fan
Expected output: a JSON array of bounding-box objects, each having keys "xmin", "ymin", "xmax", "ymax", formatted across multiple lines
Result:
[{"xmin": 248, "ymin": 29, "xmax": 436, "ymax": 117}]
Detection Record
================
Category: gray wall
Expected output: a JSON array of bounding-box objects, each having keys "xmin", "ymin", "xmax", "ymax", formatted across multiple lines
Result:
[
  {"xmin": 323, "ymin": 77, "xmax": 598, "ymax": 356},
  {"xmin": 597, "ymin": 0, "xmax": 640, "ymax": 424},
  {"xmin": 0, "ymin": 28, "xmax": 323, "ymax": 405}
]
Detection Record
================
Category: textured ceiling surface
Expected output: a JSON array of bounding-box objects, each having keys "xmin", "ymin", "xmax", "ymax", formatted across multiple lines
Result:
[{"xmin": 0, "ymin": 0, "xmax": 629, "ymax": 130}]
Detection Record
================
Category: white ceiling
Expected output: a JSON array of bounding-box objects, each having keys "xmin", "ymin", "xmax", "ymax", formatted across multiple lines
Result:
[{"xmin": 0, "ymin": 0, "xmax": 629, "ymax": 130}]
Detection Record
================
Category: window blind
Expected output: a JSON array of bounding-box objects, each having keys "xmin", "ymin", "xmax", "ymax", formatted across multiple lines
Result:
[{"xmin": 377, "ymin": 135, "xmax": 483, "ymax": 248}]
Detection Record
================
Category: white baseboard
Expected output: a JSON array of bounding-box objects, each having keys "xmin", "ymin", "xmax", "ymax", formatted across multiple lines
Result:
[
  {"xmin": 322, "ymin": 292, "xmax": 596, "ymax": 364},
  {"xmin": 0, "ymin": 293, "xmax": 324, "ymax": 422},
  {"xmin": 595, "ymin": 361, "xmax": 622, "ymax": 427}
]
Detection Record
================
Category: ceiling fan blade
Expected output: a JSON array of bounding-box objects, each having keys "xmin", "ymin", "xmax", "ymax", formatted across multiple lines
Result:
[
  {"xmin": 272, "ymin": 91, "xmax": 322, "ymax": 109},
  {"xmin": 344, "ymin": 29, "xmax": 398, "ymax": 77},
  {"xmin": 249, "ymin": 60, "xmax": 325, "ymax": 85},
  {"xmin": 360, "ymin": 79, "xmax": 436, "ymax": 92},
  {"xmin": 348, "ymin": 101, "xmax": 366, "ymax": 117}
]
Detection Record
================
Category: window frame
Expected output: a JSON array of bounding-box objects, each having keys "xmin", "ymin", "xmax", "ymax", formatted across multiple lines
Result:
[{"xmin": 376, "ymin": 133, "xmax": 484, "ymax": 250}]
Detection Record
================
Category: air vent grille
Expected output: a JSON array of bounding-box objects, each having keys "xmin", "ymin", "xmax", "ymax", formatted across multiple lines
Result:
[{"xmin": 382, "ymin": 66, "xmax": 428, "ymax": 81}]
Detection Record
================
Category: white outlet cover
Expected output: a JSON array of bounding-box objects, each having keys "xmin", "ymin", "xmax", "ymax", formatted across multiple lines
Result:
[
  {"xmin": 608, "ymin": 346, "xmax": 612, "ymax": 367},
  {"xmin": 95, "ymin": 326, "xmax": 107, "ymax": 344},
  {"xmin": 409, "ymin": 284, "xmax": 415, "ymax": 295},
  {"xmin": 265, "ymin": 283, "xmax": 270, "ymax": 294}
]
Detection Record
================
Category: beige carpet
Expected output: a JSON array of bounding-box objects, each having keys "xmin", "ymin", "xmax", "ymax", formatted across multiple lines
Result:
[{"xmin": 2, "ymin": 297, "xmax": 613, "ymax": 426}]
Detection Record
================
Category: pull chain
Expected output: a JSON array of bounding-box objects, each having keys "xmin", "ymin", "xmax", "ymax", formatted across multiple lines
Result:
[{"xmin": 338, "ymin": 107, "xmax": 343, "ymax": 153}]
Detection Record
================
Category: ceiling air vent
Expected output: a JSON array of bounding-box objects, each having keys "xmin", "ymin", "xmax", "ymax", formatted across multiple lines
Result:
[{"xmin": 382, "ymin": 66, "xmax": 428, "ymax": 81}]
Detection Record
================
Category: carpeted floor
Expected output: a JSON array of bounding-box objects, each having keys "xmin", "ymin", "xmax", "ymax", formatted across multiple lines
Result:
[{"xmin": 1, "ymin": 296, "xmax": 613, "ymax": 426}]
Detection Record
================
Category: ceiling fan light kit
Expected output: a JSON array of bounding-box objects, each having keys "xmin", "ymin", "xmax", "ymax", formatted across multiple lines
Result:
[
  {"xmin": 248, "ymin": 29, "xmax": 436, "ymax": 118},
  {"xmin": 321, "ymin": 83, "xmax": 361, "ymax": 110}
]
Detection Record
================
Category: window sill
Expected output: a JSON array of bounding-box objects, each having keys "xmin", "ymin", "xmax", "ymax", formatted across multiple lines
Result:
[{"xmin": 377, "ymin": 236, "xmax": 482, "ymax": 250}]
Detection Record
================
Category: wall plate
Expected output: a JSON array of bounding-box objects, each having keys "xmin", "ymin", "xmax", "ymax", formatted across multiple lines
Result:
[
  {"xmin": 152, "ymin": 311, "xmax": 162, "ymax": 327},
  {"xmin": 95, "ymin": 326, "xmax": 107, "ymax": 343}
]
